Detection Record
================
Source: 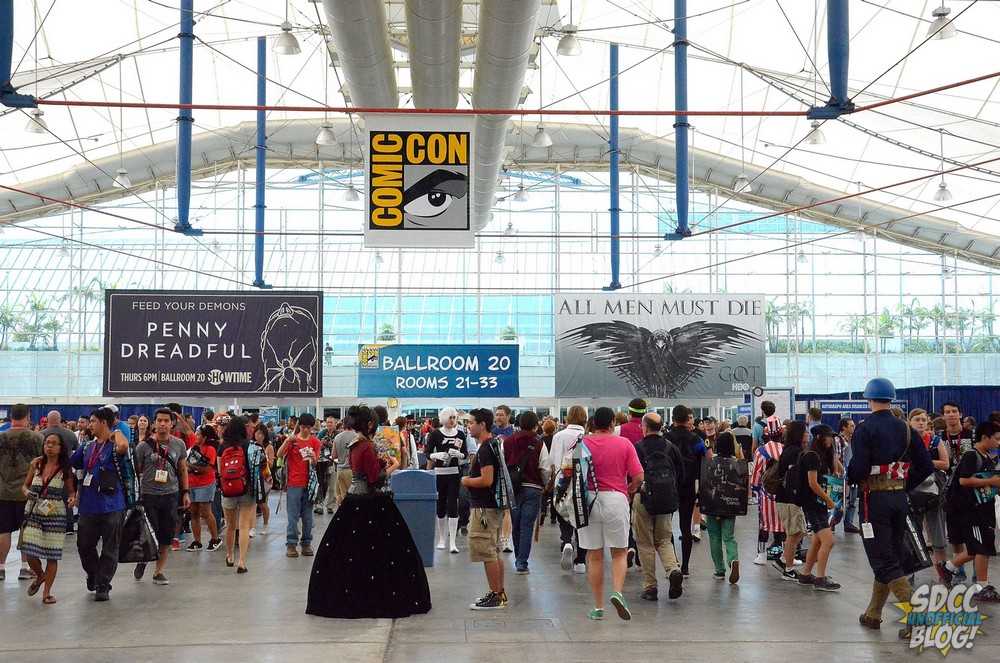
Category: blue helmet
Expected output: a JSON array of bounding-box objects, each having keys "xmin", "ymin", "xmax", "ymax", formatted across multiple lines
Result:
[{"xmin": 863, "ymin": 377, "xmax": 896, "ymax": 402}]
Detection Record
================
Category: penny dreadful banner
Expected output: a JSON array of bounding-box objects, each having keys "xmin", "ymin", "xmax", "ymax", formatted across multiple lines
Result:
[
  {"xmin": 364, "ymin": 113, "xmax": 476, "ymax": 249},
  {"xmin": 103, "ymin": 290, "xmax": 323, "ymax": 397},
  {"xmin": 555, "ymin": 294, "xmax": 766, "ymax": 399}
]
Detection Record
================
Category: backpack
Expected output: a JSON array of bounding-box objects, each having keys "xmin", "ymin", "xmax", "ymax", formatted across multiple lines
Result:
[
  {"xmin": 781, "ymin": 448, "xmax": 801, "ymax": 504},
  {"xmin": 220, "ymin": 444, "xmax": 249, "ymax": 497},
  {"xmin": 942, "ymin": 449, "xmax": 986, "ymax": 515},
  {"xmin": 641, "ymin": 444, "xmax": 680, "ymax": 515},
  {"xmin": 760, "ymin": 445, "xmax": 784, "ymax": 496},
  {"xmin": 507, "ymin": 437, "xmax": 539, "ymax": 494}
]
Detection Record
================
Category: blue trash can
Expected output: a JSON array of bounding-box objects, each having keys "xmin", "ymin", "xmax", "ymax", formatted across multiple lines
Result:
[{"xmin": 391, "ymin": 469, "xmax": 438, "ymax": 568}]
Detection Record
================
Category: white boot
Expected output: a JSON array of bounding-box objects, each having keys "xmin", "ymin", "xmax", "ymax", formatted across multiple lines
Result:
[
  {"xmin": 436, "ymin": 518, "xmax": 447, "ymax": 550},
  {"xmin": 448, "ymin": 517, "xmax": 460, "ymax": 554}
]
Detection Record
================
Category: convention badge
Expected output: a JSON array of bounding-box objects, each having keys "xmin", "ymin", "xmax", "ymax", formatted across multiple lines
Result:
[
  {"xmin": 37, "ymin": 499, "xmax": 54, "ymax": 516},
  {"xmin": 861, "ymin": 522, "xmax": 875, "ymax": 539},
  {"xmin": 154, "ymin": 469, "xmax": 169, "ymax": 483},
  {"xmin": 83, "ymin": 473, "xmax": 93, "ymax": 487}
]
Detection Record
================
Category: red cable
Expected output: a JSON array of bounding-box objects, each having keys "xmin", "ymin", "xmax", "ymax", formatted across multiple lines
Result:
[{"xmin": 31, "ymin": 70, "xmax": 1000, "ymax": 117}]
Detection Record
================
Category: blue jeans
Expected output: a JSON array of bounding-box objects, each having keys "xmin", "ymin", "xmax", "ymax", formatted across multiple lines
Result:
[
  {"xmin": 286, "ymin": 487, "xmax": 314, "ymax": 546},
  {"xmin": 844, "ymin": 484, "xmax": 858, "ymax": 528},
  {"xmin": 511, "ymin": 487, "xmax": 542, "ymax": 570}
]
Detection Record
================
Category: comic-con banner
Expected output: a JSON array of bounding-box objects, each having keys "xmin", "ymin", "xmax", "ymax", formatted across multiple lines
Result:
[
  {"xmin": 364, "ymin": 113, "xmax": 476, "ymax": 249},
  {"xmin": 357, "ymin": 344, "xmax": 519, "ymax": 398},
  {"xmin": 103, "ymin": 290, "xmax": 323, "ymax": 397},
  {"xmin": 555, "ymin": 294, "xmax": 766, "ymax": 399}
]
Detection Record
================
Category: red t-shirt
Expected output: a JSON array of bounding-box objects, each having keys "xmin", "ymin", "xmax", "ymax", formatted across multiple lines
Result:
[
  {"xmin": 187, "ymin": 444, "xmax": 217, "ymax": 488},
  {"xmin": 285, "ymin": 436, "xmax": 321, "ymax": 488}
]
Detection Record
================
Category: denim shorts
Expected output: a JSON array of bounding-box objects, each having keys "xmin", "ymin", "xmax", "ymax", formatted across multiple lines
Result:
[
  {"xmin": 189, "ymin": 484, "xmax": 216, "ymax": 504},
  {"xmin": 222, "ymin": 493, "xmax": 256, "ymax": 511}
]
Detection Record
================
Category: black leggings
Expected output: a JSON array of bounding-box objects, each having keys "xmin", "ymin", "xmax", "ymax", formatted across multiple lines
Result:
[
  {"xmin": 436, "ymin": 473, "xmax": 460, "ymax": 518},
  {"xmin": 678, "ymin": 493, "xmax": 696, "ymax": 573}
]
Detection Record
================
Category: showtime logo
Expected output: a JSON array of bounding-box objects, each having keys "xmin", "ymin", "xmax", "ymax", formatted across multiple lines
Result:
[{"xmin": 207, "ymin": 369, "xmax": 252, "ymax": 386}]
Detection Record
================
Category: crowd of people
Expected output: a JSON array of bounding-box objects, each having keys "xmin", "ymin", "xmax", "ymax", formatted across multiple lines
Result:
[{"xmin": 1, "ymin": 389, "xmax": 998, "ymax": 633}]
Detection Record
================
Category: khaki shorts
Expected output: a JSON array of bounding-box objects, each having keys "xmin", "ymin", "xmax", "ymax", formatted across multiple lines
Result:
[
  {"xmin": 468, "ymin": 508, "xmax": 504, "ymax": 563},
  {"xmin": 775, "ymin": 502, "xmax": 805, "ymax": 537}
]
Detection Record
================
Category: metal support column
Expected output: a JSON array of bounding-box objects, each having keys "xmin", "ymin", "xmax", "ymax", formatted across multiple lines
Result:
[
  {"xmin": 175, "ymin": 0, "xmax": 200, "ymax": 234},
  {"xmin": 604, "ymin": 42, "xmax": 622, "ymax": 291},
  {"xmin": 0, "ymin": 0, "xmax": 33, "ymax": 107},
  {"xmin": 666, "ymin": 0, "xmax": 691, "ymax": 239},
  {"xmin": 253, "ymin": 36, "xmax": 270, "ymax": 289},
  {"xmin": 807, "ymin": 0, "xmax": 854, "ymax": 119}
]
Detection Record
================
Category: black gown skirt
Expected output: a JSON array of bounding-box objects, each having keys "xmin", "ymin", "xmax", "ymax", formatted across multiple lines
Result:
[{"xmin": 306, "ymin": 492, "xmax": 432, "ymax": 619}]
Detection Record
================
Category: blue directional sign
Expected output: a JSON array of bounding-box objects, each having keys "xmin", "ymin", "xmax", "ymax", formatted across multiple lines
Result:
[
  {"xmin": 357, "ymin": 344, "xmax": 519, "ymax": 398},
  {"xmin": 816, "ymin": 399, "xmax": 908, "ymax": 414}
]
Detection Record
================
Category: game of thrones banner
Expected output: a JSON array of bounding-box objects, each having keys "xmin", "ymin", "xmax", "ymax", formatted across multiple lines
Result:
[
  {"xmin": 103, "ymin": 290, "xmax": 323, "ymax": 397},
  {"xmin": 364, "ymin": 113, "xmax": 476, "ymax": 249},
  {"xmin": 555, "ymin": 294, "xmax": 766, "ymax": 399}
]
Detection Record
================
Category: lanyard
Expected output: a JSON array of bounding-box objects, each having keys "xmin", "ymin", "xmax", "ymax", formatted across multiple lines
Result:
[
  {"xmin": 86, "ymin": 441, "xmax": 107, "ymax": 472},
  {"xmin": 37, "ymin": 465, "xmax": 60, "ymax": 498}
]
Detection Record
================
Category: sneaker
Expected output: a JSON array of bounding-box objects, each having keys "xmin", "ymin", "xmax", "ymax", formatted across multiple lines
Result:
[
  {"xmin": 286, "ymin": 545, "xmax": 299, "ymax": 558},
  {"xmin": 313, "ymin": 507, "xmax": 324, "ymax": 515},
  {"xmin": 152, "ymin": 573, "xmax": 169, "ymax": 586},
  {"xmin": 185, "ymin": 541, "xmax": 203, "ymax": 552},
  {"xmin": 470, "ymin": 591, "xmax": 506, "ymax": 610},
  {"xmin": 713, "ymin": 571, "xmax": 726, "ymax": 579},
  {"xmin": 170, "ymin": 539, "xmax": 181, "ymax": 552},
  {"xmin": 609, "ymin": 592, "xmax": 631, "ymax": 621},
  {"xmin": 691, "ymin": 530, "xmax": 701, "ymax": 542},
  {"xmin": 781, "ymin": 568, "xmax": 799, "ymax": 582},
  {"xmin": 667, "ymin": 569, "xmax": 684, "ymax": 599},
  {"xmin": 813, "ymin": 576, "xmax": 841, "ymax": 592},
  {"xmin": 974, "ymin": 585, "xmax": 1000, "ymax": 603},
  {"xmin": 937, "ymin": 562, "xmax": 955, "ymax": 587},
  {"xmin": 844, "ymin": 524, "xmax": 861, "ymax": 534},
  {"xmin": 17, "ymin": 568, "xmax": 34, "ymax": 581},
  {"xmin": 729, "ymin": 560, "xmax": 740, "ymax": 585},
  {"xmin": 326, "ymin": 508, "xmax": 335, "ymax": 514},
  {"xmin": 682, "ymin": 567, "xmax": 690, "ymax": 577},
  {"xmin": 640, "ymin": 587, "xmax": 658, "ymax": 601},
  {"xmin": 560, "ymin": 543, "xmax": 574, "ymax": 571},
  {"xmin": 301, "ymin": 545, "xmax": 314, "ymax": 557},
  {"xmin": 770, "ymin": 559, "xmax": 787, "ymax": 575},
  {"xmin": 94, "ymin": 590, "xmax": 110, "ymax": 602},
  {"xmin": 797, "ymin": 573, "xmax": 815, "ymax": 587},
  {"xmin": 259, "ymin": 526, "xmax": 268, "ymax": 535},
  {"xmin": 502, "ymin": 539, "xmax": 513, "ymax": 553},
  {"xmin": 86, "ymin": 575, "xmax": 95, "ymax": 592},
  {"xmin": 954, "ymin": 566, "xmax": 968, "ymax": 582},
  {"xmin": 588, "ymin": 608, "xmax": 605, "ymax": 620},
  {"xmin": 249, "ymin": 528, "xmax": 256, "ymax": 538},
  {"xmin": 573, "ymin": 563, "xmax": 587, "ymax": 574},
  {"xmin": 753, "ymin": 552, "xmax": 767, "ymax": 566},
  {"xmin": 626, "ymin": 548, "xmax": 636, "ymax": 568},
  {"xmin": 206, "ymin": 538, "xmax": 223, "ymax": 552},
  {"xmin": 460, "ymin": 526, "xmax": 468, "ymax": 536},
  {"xmin": 514, "ymin": 567, "xmax": 529, "ymax": 575},
  {"xmin": 133, "ymin": 563, "xmax": 146, "ymax": 581},
  {"xmin": 790, "ymin": 558, "xmax": 803, "ymax": 567}
]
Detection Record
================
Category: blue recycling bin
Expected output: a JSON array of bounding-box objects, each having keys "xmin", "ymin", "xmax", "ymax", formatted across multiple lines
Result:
[{"xmin": 391, "ymin": 469, "xmax": 437, "ymax": 568}]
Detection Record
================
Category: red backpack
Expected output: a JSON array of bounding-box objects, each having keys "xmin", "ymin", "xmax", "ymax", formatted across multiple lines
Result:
[{"xmin": 220, "ymin": 444, "xmax": 249, "ymax": 497}]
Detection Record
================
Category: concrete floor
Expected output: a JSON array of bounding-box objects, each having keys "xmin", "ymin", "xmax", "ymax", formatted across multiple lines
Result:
[{"xmin": 1, "ymin": 495, "xmax": 997, "ymax": 662}]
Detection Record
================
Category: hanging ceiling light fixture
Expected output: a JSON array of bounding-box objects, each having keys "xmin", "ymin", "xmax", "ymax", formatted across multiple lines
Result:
[
  {"xmin": 316, "ymin": 38, "xmax": 335, "ymax": 146},
  {"xmin": 532, "ymin": 38, "xmax": 553, "ymax": 148},
  {"xmin": 514, "ymin": 185, "xmax": 530, "ymax": 203},
  {"xmin": 344, "ymin": 183, "xmax": 361, "ymax": 202},
  {"xmin": 25, "ymin": 8, "xmax": 46, "ymax": 134},
  {"xmin": 933, "ymin": 129, "xmax": 953, "ymax": 202},
  {"xmin": 274, "ymin": 3, "xmax": 301, "ymax": 55},
  {"xmin": 315, "ymin": 125, "xmax": 336, "ymax": 145},
  {"xmin": 734, "ymin": 66, "xmax": 750, "ymax": 192},
  {"xmin": 927, "ymin": 3, "xmax": 956, "ymax": 39},
  {"xmin": 24, "ymin": 109, "xmax": 47, "ymax": 133},
  {"xmin": 114, "ymin": 57, "xmax": 131, "ymax": 189},
  {"xmin": 495, "ymin": 250, "xmax": 505, "ymax": 264},
  {"xmin": 557, "ymin": 0, "xmax": 582, "ymax": 56},
  {"xmin": 807, "ymin": 119, "xmax": 826, "ymax": 145}
]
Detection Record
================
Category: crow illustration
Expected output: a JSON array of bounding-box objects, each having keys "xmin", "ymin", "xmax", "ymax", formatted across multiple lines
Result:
[{"xmin": 560, "ymin": 320, "xmax": 760, "ymax": 397}]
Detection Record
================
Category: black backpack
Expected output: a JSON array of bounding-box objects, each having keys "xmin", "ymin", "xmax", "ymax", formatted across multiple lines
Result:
[
  {"xmin": 506, "ymin": 437, "xmax": 539, "ymax": 494},
  {"xmin": 781, "ymin": 448, "xmax": 801, "ymax": 504},
  {"xmin": 641, "ymin": 445, "xmax": 680, "ymax": 515}
]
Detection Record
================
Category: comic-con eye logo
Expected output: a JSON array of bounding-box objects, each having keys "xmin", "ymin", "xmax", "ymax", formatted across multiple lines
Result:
[
  {"xmin": 899, "ymin": 583, "xmax": 987, "ymax": 655},
  {"xmin": 207, "ymin": 369, "xmax": 224, "ymax": 386},
  {"xmin": 368, "ymin": 131, "xmax": 469, "ymax": 231},
  {"xmin": 358, "ymin": 345, "xmax": 381, "ymax": 369}
]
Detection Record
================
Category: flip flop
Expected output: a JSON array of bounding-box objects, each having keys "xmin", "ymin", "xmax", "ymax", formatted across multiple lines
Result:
[
  {"xmin": 42, "ymin": 595, "xmax": 57, "ymax": 605},
  {"xmin": 27, "ymin": 579, "xmax": 43, "ymax": 597}
]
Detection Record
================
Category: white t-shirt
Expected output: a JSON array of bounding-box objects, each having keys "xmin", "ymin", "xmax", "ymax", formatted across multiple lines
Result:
[{"xmin": 549, "ymin": 424, "xmax": 585, "ymax": 473}]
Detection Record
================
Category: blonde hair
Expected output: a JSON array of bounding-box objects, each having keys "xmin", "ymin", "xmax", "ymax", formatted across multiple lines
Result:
[
  {"xmin": 542, "ymin": 419, "xmax": 557, "ymax": 436},
  {"xmin": 565, "ymin": 405, "xmax": 588, "ymax": 427}
]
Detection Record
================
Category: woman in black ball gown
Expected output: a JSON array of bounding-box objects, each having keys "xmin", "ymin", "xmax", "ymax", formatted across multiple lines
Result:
[{"xmin": 306, "ymin": 405, "xmax": 431, "ymax": 619}]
